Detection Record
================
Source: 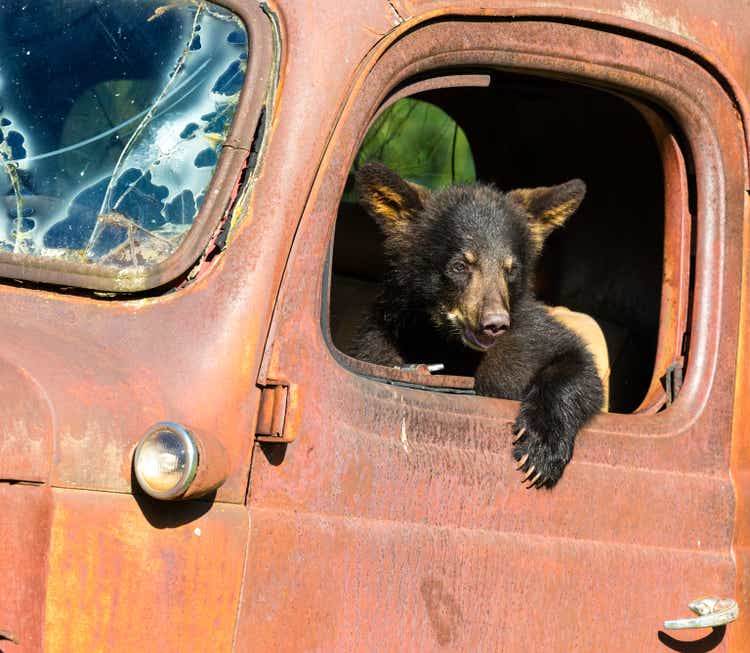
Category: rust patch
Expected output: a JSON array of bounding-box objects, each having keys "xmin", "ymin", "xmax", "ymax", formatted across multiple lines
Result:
[
  {"xmin": 341, "ymin": 451, "xmax": 375, "ymax": 507},
  {"xmin": 0, "ymin": 485, "xmax": 52, "ymax": 653},
  {"xmin": 44, "ymin": 489, "xmax": 248, "ymax": 652},
  {"xmin": 420, "ymin": 578, "xmax": 463, "ymax": 646}
]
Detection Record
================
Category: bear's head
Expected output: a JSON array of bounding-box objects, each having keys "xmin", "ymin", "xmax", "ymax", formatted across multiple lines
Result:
[{"xmin": 355, "ymin": 162, "xmax": 585, "ymax": 352}]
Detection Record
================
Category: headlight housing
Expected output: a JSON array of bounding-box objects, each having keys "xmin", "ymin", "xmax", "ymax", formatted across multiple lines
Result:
[
  {"xmin": 133, "ymin": 422, "xmax": 198, "ymax": 500},
  {"xmin": 133, "ymin": 422, "xmax": 226, "ymax": 500}
]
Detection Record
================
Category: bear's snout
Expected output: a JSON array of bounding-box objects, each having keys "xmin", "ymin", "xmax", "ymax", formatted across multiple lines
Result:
[{"xmin": 481, "ymin": 311, "xmax": 510, "ymax": 337}]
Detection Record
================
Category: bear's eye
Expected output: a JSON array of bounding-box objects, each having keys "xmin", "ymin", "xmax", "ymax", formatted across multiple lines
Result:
[{"xmin": 450, "ymin": 261, "xmax": 469, "ymax": 275}]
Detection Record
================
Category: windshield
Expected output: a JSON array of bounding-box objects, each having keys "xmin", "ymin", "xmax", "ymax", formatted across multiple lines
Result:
[{"xmin": 0, "ymin": 0, "xmax": 252, "ymax": 278}]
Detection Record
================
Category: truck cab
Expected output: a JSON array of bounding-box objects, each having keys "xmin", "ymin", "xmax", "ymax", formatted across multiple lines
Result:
[{"xmin": 1, "ymin": 1, "xmax": 749, "ymax": 650}]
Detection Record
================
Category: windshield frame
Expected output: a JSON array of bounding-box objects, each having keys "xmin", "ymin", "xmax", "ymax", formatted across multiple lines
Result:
[{"xmin": 0, "ymin": 0, "xmax": 275, "ymax": 293}]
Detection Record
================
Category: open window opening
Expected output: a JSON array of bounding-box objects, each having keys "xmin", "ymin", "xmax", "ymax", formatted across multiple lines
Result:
[{"xmin": 328, "ymin": 70, "xmax": 693, "ymax": 414}]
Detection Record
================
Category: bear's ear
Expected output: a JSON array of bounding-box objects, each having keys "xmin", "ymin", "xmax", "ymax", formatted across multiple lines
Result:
[
  {"xmin": 355, "ymin": 162, "xmax": 427, "ymax": 235},
  {"xmin": 507, "ymin": 179, "xmax": 586, "ymax": 254}
]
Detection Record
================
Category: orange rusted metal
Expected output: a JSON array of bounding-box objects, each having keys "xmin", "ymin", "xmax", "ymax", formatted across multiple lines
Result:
[
  {"xmin": 0, "ymin": 1, "xmax": 749, "ymax": 651},
  {"xmin": 730, "ymin": 177, "xmax": 750, "ymax": 653},
  {"xmin": 43, "ymin": 490, "xmax": 248, "ymax": 651},
  {"xmin": 0, "ymin": 485, "xmax": 52, "ymax": 652}
]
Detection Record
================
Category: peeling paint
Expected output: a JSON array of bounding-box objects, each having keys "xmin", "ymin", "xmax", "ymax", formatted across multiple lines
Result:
[
  {"xmin": 400, "ymin": 416, "xmax": 410, "ymax": 454},
  {"xmin": 620, "ymin": 0, "xmax": 689, "ymax": 39},
  {"xmin": 386, "ymin": 0, "xmax": 405, "ymax": 26}
]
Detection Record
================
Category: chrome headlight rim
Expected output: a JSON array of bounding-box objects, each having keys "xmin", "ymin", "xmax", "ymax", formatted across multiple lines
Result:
[{"xmin": 133, "ymin": 421, "xmax": 199, "ymax": 500}]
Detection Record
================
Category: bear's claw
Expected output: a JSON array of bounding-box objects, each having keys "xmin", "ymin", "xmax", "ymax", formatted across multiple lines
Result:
[
  {"xmin": 511, "ymin": 416, "xmax": 574, "ymax": 489},
  {"xmin": 520, "ymin": 465, "xmax": 536, "ymax": 483},
  {"xmin": 526, "ymin": 471, "xmax": 545, "ymax": 488},
  {"xmin": 512, "ymin": 427, "xmax": 526, "ymax": 443}
]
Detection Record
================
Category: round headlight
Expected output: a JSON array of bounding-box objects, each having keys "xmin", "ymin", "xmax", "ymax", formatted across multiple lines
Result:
[{"xmin": 133, "ymin": 422, "xmax": 198, "ymax": 500}]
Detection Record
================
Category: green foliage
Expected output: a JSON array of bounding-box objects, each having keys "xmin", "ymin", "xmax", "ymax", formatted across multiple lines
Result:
[{"xmin": 343, "ymin": 98, "xmax": 476, "ymax": 201}]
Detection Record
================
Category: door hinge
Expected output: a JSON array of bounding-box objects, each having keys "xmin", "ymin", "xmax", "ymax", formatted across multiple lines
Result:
[
  {"xmin": 255, "ymin": 382, "xmax": 296, "ymax": 443},
  {"xmin": 664, "ymin": 359, "xmax": 684, "ymax": 407}
]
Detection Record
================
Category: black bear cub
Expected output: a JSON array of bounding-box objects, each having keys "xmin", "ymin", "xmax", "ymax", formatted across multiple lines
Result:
[{"xmin": 351, "ymin": 162, "xmax": 603, "ymax": 488}]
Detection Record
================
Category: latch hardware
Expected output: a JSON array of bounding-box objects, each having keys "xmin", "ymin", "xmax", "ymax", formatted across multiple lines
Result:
[
  {"xmin": 664, "ymin": 359, "xmax": 684, "ymax": 407},
  {"xmin": 255, "ymin": 382, "xmax": 295, "ymax": 443},
  {"xmin": 664, "ymin": 597, "xmax": 738, "ymax": 630}
]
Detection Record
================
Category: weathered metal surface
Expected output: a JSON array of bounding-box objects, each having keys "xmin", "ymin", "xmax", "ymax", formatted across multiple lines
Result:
[
  {"xmin": 239, "ymin": 507, "xmax": 732, "ymax": 651},
  {"xmin": 0, "ymin": 0, "xmax": 747, "ymax": 650},
  {"xmin": 384, "ymin": 0, "xmax": 750, "ymax": 131},
  {"xmin": 0, "ymin": 357, "xmax": 53, "ymax": 482},
  {"xmin": 0, "ymin": 307, "xmax": 260, "ymax": 502},
  {"xmin": 241, "ymin": 6, "xmax": 748, "ymax": 651},
  {"xmin": 729, "ymin": 188, "xmax": 750, "ymax": 651},
  {"xmin": 0, "ymin": 485, "xmax": 52, "ymax": 653},
  {"xmin": 342, "ymin": 353, "xmax": 476, "ymax": 390},
  {"xmin": 43, "ymin": 489, "xmax": 247, "ymax": 652}
]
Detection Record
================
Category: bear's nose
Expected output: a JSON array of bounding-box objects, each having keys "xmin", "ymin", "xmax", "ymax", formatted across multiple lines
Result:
[{"xmin": 481, "ymin": 312, "xmax": 510, "ymax": 337}]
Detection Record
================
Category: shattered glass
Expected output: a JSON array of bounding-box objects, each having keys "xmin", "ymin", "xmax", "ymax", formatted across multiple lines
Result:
[{"xmin": 0, "ymin": 0, "xmax": 249, "ymax": 270}]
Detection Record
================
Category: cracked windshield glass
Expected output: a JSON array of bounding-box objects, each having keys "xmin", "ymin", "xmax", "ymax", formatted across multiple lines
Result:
[{"xmin": 0, "ymin": 0, "xmax": 248, "ymax": 271}]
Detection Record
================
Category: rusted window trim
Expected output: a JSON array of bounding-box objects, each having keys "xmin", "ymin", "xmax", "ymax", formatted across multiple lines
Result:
[
  {"xmin": 316, "ymin": 17, "xmax": 745, "ymax": 429},
  {"xmin": 626, "ymin": 98, "xmax": 693, "ymax": 414},
  {"xmin": 371, "ymin": 73, "xmax": 491, "ymax": 124},
  {"xmin": 337, "ymin": 352, "xmax": 476, "ymax": 393},
  {"xmin": 374, "ymin": 8, "xmax": 750, "ymax": 169},
  {"xmin": 0, "ymin": 0, "xmax": 276, "ymax": 293}
]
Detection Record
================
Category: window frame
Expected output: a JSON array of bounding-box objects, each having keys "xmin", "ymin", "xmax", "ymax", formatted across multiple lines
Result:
[
  {"xmin": 306, "ymin": 16, "xmax": 746, "ymax": 434},
  {"xmin": 0, "ymin": 0, "xmax": 275, "ymax": 293},
  {"xmin": 331, "ymin": 76, "xmax": 692, "ymax": 413}
]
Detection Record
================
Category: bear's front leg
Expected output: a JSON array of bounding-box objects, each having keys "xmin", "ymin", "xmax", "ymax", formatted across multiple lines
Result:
[{"xmin": 512, "ymin": 346, "xmax": 602, "ymax": 488}]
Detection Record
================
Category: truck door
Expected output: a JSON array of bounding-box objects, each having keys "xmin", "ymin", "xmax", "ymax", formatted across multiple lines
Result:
[{"xmin": 239, "ymin": 15, "xmax": 748, "ymax": 652}]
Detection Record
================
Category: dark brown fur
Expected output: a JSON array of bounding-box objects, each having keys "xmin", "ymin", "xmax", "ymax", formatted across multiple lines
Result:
[{"xmin": 350, "ymin": 162, "xmax": 603, "ymax": 488}]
